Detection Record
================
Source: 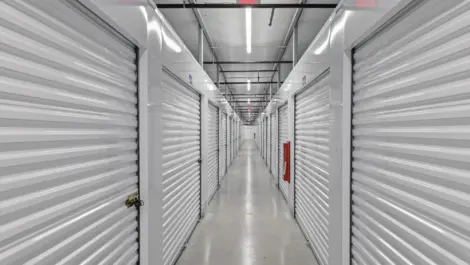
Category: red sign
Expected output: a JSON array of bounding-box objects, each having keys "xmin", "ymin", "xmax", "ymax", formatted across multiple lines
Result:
[
  {"xmin": 248, "ymin": 106, "xmax": 251, "ymax": 110},
  {"xmin": 283, "ymin": 141, "xmax": 291, "ymax": 183},
  {"xmin": 239, "ymin": 0, "xmax": 257, "ymax": 4},
  {"xmin": 356, "ymin": 0, "xmax": 376, "ymax": 7}
]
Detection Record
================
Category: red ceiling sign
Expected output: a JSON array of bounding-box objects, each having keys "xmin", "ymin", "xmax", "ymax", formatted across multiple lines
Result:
[
  {"xmin": 356, "ymin": 0, "xmax": 376, "ymax": 7},
  {"xmin": 248, "ymin": 106, "xmax": 251, "ymax": 110},
  {"xmin": 239, "ymin": 0, "xmax": 258, "ymax": 4}
]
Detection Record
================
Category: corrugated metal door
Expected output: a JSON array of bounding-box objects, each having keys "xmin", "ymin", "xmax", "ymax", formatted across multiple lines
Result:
[
  {"xmin": 232, "ymin": 119, "xmax": 236, "ymax": 159},
  {"xmin": 260, "ymin": 121, "xmax": 264, "ymax": 158},
  {"xmin": 221, "ymin": 113, "xmax": 227, "ymax": 179},
  {"xmin": 271, "ymin": 113, "xmax": 277, "ymax": 179},
  {"xmin": 265, "ymin": 117, "xmax": 268, "ymax": 165},
  {"xmin": 295, "ymin": 71, "xmax": 331, "ymax": 265},
  {"xmin": 207, "ymin": 103, "xmax": 219, "ymax": 202},
  {"xmin": 278, "ymin": 104, "xmax": 289, "ymax": 200},
  {"xmin": 237, "ymin": 121, "xmax": 240, "ymax": 150},
  {"xmin": 228, "ymin": 117, "xmax": 232, "ymax": 167},
  {"xmin": 235, "ymin": 120, "xmax": 238, "ymax": 153},
  {"xmin": 263, "ymin": 118, "xmax": 266, "ymax": 163},
  {"xmin": 162, "ymin": 69, "xmax": 201, "ymax": 265},
  {"xmin": 351, "ymin": 1, "xmax": 470, "ymax": 264},
  {"xmin": 258, "ymin": 123, "xmax": 261, "ymax": 151},
  {"xmin": 0, "ymin": 1, "xmax": 139, "ymax": 264},
  {"xmin": 268, "ymin": 115, "xmax": 271, "ymax": 170}
]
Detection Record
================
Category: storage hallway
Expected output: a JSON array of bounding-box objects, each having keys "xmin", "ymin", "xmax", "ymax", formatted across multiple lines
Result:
[{"xmin": 1, "ymin": 0, "xmax": 470, "ymax": 265}]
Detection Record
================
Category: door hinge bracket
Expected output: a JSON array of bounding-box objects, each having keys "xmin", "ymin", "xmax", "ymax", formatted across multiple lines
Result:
[{"xmin": 125, "ymin": 193, "xmax": 144, "ymax": 209}]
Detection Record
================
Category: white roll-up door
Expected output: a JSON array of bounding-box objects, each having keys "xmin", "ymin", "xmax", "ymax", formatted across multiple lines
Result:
[
  {"xmin": 235, "ymin": 121, "xmax": 240, "ymax": 154},
  {"xmin": 278, "ymin": 104, "xmax": 289, "ymax": 200},
  {"xmin": 228, "ymin": 117, "xmax": 232, "ymax": 167},
  {"xmin": 268, "ymin": 116, "xmax": 272, "ymax": 169},
  {"xmin": 262, "ymin": 121, "xmax": 264, "ymax": 158},
  {"xmin": 261, "ymin": 121, "xmax": 264, "ymax": 158},
  {"xmin": 221, "ymin": 113, "xmax": 227, "ymax": 179},
  {"xmin": 351, "ymin": 1, "xmax": 470, "ymax": 264},
  {"xmin": 207, "ymin": 103, "xmax": 219, "ymax": 203},
  {"xmin": 232, "ymin": 119, "xmax": 235, "ymax": 159},
  {"xmin": 264, "ymin": 120, "xmax": 266, "ymax": 159},
  {"xmin": 235, "ymin": 120, "xmax": 238, "ymax": 153},
  {"xmin": 271, "ymin": 113, "xmax": 277, "ymax": 179},
  {"xmin": 234, "ymin": 120, "xmax": 236, "ymax": 155},
  {"xmin": 0, "ymin": 1, "xmax": 139, "ymax": 264},
  {"xmin": 259, "ymin": 123, "xmax": 261, "ymax": 153},
  {"xmin": 162, "ymin": 69, "xmax": 201, "ymax": 265},
  {"xmin": 295, "ymin": 71, "xmax": 331, "ymax": 265},
  {"xmin": 237, "ymin": 121, "xmax": 240, "ymax": 150},
  {"xmin": 265, "ymin": 117, "xmax": 269, "ymax": 165}
]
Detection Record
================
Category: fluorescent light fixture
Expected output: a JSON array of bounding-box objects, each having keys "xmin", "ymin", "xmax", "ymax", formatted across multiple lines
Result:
[
  {"xmin": 246, "ymin": 7, "xmax": 252, "ymax": 54},
  {"xmin": 247, "ymin": 79, "xmax": 251, "ymax": 91},
  {"xmin": 248, "ymin": 98, "xmax": 250, "ymax": 103}
]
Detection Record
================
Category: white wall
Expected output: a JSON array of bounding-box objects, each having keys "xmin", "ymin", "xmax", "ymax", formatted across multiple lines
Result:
[{"xmin": 243, "ymin": 125, "xmax": 257, "ymax": 140}]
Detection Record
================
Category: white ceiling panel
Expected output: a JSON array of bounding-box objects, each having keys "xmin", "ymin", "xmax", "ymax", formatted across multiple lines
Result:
[
  {"xmin": 156, "ymin": 0, "xmax": 339, "ymax": 121},
  {"xmin": 161, "ymin": 9, "xmax": 215, "ymax": 62}
]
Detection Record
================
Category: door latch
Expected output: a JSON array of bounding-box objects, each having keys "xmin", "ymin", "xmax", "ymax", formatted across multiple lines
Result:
[{"xmin": 125, "ymin": 193, "xmax": 144, "ymax": 209}]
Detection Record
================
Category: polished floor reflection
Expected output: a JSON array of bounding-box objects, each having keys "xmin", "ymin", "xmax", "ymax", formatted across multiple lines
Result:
[{"xmin": 176, "ymin": 140, "xmax": 319, "ymax": 265}]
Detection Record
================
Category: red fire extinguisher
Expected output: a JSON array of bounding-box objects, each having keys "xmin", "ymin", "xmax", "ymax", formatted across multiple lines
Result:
[{"xmin": 283, "ymin": 141, "xmax": 291, "ymax": 183}]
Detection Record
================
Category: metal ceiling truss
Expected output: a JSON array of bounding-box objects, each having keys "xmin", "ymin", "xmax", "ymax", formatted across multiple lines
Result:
[
  {"xmin": 220, "ymin": 70, "xmax": 277, "ymax": 73},
  {"xmin": 219, "ymin": 81, "xmax": 282, "ymax": 85},
  {"xmin": 154, "ymin": 0, "xmax": 336, "ymax": 122},
  {"xmin": 156, "ymin": 0, "xmax": 244, "ymax": 116},
  {"xmin": 204, "ymin": 60, "xmax": 292, "ymax": 65},
  {"xmin": 229, "ymin": 94, "xmax": 271, "ymax": 96},
  {"xmin": 262, "ymin": 0, "xmax": 314, "ymax": 102},
  {"xmin": 156, "ymin": 3, "xmax": 338, "ymax": 9}
]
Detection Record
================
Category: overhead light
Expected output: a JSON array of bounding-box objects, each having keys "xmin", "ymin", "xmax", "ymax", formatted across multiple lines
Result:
[
  {"xmin": 248, "ymin": 98, "xmax": 250, "ymax": 103},
  {"xmin": 247, "ymin": 79, "xmax": 251, "ymax": 91},
  {"xmin": 246, "ymin": 7, "xmax": 252, "ymax": 54}
]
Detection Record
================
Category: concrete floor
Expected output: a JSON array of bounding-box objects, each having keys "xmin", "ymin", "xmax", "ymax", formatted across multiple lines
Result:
[{"xmin": 176, "ymin": 140, "xmax": 319, "ymax": 265}]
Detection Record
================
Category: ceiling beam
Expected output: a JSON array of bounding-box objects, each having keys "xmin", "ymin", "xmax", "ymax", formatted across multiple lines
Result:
[
  {"xmin": 219, "ymin": 81, "xmax": 282, "ymax": 85},
  {"xmin": 262, "ymin": 0, "xmax": 322, "ymax": 101},
  {"xmin": 220, "ymin": 70, "xmax": 278, "ymax": 73},
  {"xmin": 155, "ymin": 0, "xmax": 243, "ymax": 117},
  {"xmin": 229, "ymin": 100, "xmax": 265, "ymax": 102},
  {"xmin": 156, "ymin": 3, "xmax": 338, "ymax": 8},
  {"xmin": 204, "ymin": 60, "xmax": 292, "ymax": 65},
  {"xmin": 228, "ymin": 94, "xmax": 270, "ymax": 96}
]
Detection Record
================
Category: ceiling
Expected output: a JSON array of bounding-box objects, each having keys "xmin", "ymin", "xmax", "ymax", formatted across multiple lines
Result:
[{"xmin": 156, "ymin": 0, "xmax": 338, "ymax": 124}]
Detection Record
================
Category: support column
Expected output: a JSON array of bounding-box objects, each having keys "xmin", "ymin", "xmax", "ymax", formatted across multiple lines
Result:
[
  {"xmin": 269, "ymin": 84, "xmax": 272, "ymax": 101},
  {"xmin": 287, "ymin": 93, "xmax": 295, "ymax": 215},
  {"xmin": 328, "ymin": 12, "xmax": 352, "ymax": 265},
  {"xmin": 293, "ymin": 25, "xmax": 298, "ymax": 67},
  {"xmin": 277, "ymin": 68, "xmax": 281, "ymax": 92},
  {"xmin": 198, "ymin": 26, "xmax": 204, "ymax": 65},
  {"xmin": 141, "ymin": 7, "xmax": 165, "ymax": 264},
  {"xmin": 217, "ymin": 67, "xmax": 220, "ymax": 88}
]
